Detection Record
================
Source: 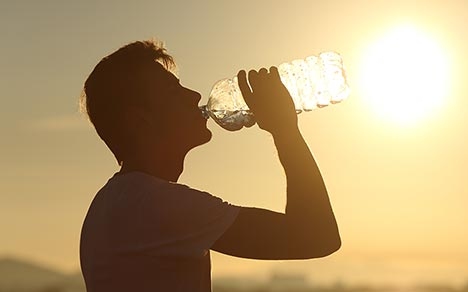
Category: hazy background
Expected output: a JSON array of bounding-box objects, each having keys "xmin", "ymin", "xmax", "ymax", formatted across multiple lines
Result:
[{"xmin": 1, "ymin": 0, "xmax": 467, "ymax": 289}]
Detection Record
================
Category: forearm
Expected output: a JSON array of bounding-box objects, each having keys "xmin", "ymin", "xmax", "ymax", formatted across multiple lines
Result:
[
  {"xmin": 273, "ymin": 127, "xmax": 340, "ymax": 245},
  {"xmin": 216, "ymin": 67, "xmax": 340, "ymax": 259}
]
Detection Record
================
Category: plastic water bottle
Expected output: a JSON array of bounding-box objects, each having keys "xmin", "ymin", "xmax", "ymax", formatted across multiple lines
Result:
[{"xmin": 200, "ymin": 52, "xmax": 350, "ymax": 131}]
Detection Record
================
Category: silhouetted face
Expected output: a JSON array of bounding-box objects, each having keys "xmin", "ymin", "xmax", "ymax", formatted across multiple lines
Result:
[{"xmin": 136, "ymin": 62, "xmax": 212, "ymax": 151}]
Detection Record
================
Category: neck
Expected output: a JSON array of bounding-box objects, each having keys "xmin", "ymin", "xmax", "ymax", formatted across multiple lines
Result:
[{"xmin": 119, "ymin": 144, "xmax": 188, "ymax": 182}]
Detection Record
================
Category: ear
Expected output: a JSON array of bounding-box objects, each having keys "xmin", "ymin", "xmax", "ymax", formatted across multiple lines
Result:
[
  {"xmin": 123, "ymin": 106, "xmax": 152, "ymax": 128},
  {"xmin": 123, "ymin": 106, "xmax": 168, "ymax": 140}
]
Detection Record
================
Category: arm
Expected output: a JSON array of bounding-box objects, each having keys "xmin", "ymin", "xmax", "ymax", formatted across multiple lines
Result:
[{"xmin": 211, "ymin": 67, "xmax": 341, "ymax": 260}]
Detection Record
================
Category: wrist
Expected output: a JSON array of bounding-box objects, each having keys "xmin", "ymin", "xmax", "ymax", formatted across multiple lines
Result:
[{"xmin": 271, "ymin": 124, "xmax": 301, "ymax": 141}]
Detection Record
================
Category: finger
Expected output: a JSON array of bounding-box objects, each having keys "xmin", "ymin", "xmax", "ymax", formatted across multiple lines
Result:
[
  {"xmin": 257, "ymin": 68, "xmax": 269, "ymax": 85},
  {"xmin": 248, "ymin": 69, "xmax": 260, "ymax": 90},
  {"xmin": 268, "ymin": 66, "xmax": 282, "ymax": 84},
  {"xmin": 269, "ymin": 66, "xmax": 279, "ymax": 78},
  {"xmin": 237, "ymin": 70, "xmax": 251, "ymax": 95},
  {"xmin": 237, "ymin": 70, "xmax": 254, "ymax": 107}
]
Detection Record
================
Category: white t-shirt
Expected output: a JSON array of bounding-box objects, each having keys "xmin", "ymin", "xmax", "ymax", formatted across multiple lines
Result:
[{"xmin": 80, "ymin": 171, "xmax": 239, "ymax": 292}]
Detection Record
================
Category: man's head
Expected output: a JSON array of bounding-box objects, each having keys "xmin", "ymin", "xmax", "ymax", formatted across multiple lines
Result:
[{"xmin": 81, "ymin": 40, "xmax": 211, "ymax": 166}]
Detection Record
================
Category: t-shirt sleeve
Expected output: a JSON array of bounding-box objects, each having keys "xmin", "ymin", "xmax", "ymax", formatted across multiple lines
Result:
[{"xmin": 137, "ymin": 181, "xmax": 240, "ymax": 258}]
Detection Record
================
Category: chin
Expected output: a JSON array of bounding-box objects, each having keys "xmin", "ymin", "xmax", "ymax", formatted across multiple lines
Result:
[
  {"xmin": 188, "ymin": 128, "xmax": 212, "ymax": 150},
  {"xmin": 198, "ymin": 128, "xmax": 212, "ymax": 145}
]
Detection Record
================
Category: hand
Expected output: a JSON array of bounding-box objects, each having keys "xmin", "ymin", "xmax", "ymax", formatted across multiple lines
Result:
[{"xmin": 237, "ymin": 67, "xmax": 298, "ymax": 135}]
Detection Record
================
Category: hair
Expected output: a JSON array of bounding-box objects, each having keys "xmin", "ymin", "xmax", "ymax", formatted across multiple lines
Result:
[{"xmin": 80, "ymin": 39, "xmax": 177, "ymax": 166}]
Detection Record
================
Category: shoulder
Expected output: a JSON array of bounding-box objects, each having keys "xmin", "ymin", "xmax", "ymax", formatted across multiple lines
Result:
[{"xmin": 109, "ymin": 171, "xmax": 237, "ymax": 210}]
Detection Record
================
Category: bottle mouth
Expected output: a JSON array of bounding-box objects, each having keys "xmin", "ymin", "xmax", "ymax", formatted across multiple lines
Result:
[{"xmin": 198, "ymin": 105, "xmax": 209, "ymax": 120}]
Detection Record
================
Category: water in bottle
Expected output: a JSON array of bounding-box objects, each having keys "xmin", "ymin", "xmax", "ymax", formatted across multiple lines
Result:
[{"xmin": 200, "ymin": 52, "xmax": 350, "ymax": 131}]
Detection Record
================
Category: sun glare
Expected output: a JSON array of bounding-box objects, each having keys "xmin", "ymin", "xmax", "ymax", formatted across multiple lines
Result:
[{"xmin": 359, "ymin": 24, "xmax": 450, "ymax": 125}]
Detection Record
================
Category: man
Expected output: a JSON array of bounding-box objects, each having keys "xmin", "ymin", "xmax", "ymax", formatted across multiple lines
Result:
[{"xmin": 80, "ymin": 39, "xmax": 341, "ymax": 292}]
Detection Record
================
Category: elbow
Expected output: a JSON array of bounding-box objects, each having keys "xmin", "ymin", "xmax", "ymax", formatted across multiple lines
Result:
[
  {"xmin": 285, "ymin": 219, "xmax": 342, "ymax": 259},
  {"xmin": 317, "ymin": 241, "xmax": 341, "ymax": 259},
  {"xmin": 322, "ymin": 235, "xmax": 341, "ymax": 257},
  {"xmin": 317, "ymin": 223, "xmax": 342, "ymax": 257},
  {"xmin": 313, "ymin": 235, "xmax": 341, "ymax": 259},
  {"xmin": 298, "ymin": 233, "xmax": 342, "ymax": 259},
  {"xmin": 324, "ymin": 229, "xmax": 342, "ymax": 254}
]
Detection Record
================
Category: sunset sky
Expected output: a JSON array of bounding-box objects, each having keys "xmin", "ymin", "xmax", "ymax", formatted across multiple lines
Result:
[{"xmin": 1, "ymin": 0, "xmax": 467, "ymax": 287}]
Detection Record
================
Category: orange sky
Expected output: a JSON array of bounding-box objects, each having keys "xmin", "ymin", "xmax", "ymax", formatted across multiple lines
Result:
[{"xmin": 1, "ymin": 0, "xmax": 467, "ymax": 286}]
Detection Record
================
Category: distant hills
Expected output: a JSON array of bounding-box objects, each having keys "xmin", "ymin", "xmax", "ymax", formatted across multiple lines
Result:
[
  {"xmin": 1, "ymin": 256, "xmax": 467, "ymax": 292},
  {"xmin": 0, "ymin": 256, "xmax": 84, "ymax": 292}
]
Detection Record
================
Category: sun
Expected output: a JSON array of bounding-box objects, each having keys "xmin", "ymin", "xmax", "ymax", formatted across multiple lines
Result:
[{"xmin": 359, "ymin": 24, "xmax": 450, "ymax": 125}]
